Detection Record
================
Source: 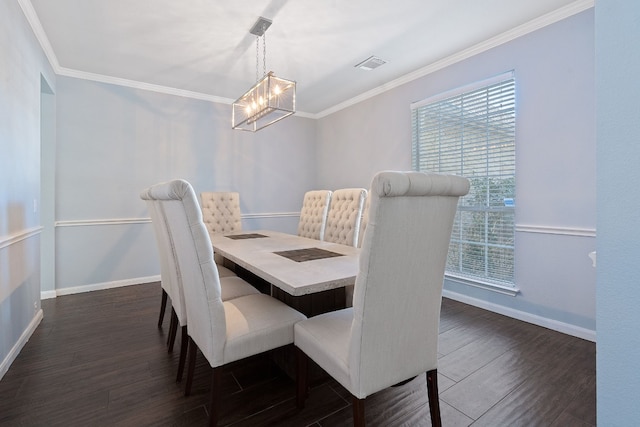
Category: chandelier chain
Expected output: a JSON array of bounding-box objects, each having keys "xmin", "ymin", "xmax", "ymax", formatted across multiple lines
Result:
[
  {"xmin": 255, "ymin": 35, "xmax": 259, "ymax": 82},
  {"xmin": 263, "ymin": 29, "xmax": 267, "ymax": 77},
  {"xmin": 255, "ymin": 23, "xmax": 268, "ymax": 82}
]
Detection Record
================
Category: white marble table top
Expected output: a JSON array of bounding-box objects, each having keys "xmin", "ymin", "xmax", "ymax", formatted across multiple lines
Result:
[{"xmin": 210, "ymin": 230, "xmax": 360, "ymax": 296}]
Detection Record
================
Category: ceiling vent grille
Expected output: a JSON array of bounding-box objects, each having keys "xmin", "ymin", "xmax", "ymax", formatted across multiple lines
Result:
[{"xmin": 355, "ymin": 56, "xmax": 387, "ymax": 71}]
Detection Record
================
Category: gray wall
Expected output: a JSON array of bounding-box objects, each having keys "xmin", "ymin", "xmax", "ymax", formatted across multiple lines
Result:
[
  {"xmin": 316, "ymin": 10, "xmax": 596, "ymax": 339},
  {"xmin": 595, "ymin": 0, "xmax": 640, "ymax": 423},
  {"xmin": 54, "ymin": 76, "xmax": 317, "ymax": 292},
  {"xmin": 0, "ymin": 0, "xmax": 56, "ymax": 377}
]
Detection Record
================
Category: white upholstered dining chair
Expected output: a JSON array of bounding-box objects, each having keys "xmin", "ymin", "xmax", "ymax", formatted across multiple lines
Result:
[
  {"xmin": 145, "ymin": 179, "xmax": 307, "ymax": 427},
  {"xmin": 297, "ymin": 190, "xmax": 332, "ymax": 240},
  {"xmin": 295, "ymin": 171, "xmax": 470, "ymax": 427},
  {"xmin": 200, "ymin": 191, "xmax": 242, "ymax": 277},
  {"xmin": 141, "ymin": 190, "xmax": 259, "ymax": 383},
  {"xmin": 323, "ymin": 187, "xmax": 367, "ymax": 247}
]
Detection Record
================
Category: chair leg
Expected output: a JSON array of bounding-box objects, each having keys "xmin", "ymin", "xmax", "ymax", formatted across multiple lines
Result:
[
  {"xmin": 426, "ymin": 369, "xmax": 442, "ymax": 427},
  {"xmin": 352, "ymin": 396, "xmax": 365, "ymax": 427},
  {"xmin": 296, "ymin": 347, "xmax": 309, "ymax": 409},
  {"xmin": 185, "ymin": 336, "xmax": 197, "ymax": 396},
  {"xmin": 167, "ymin": 308, "xmax": 178, "ymax": 352},
  {"xmin": 176, "ymin": 325, "xmax": 188, "ymax": 382},
  {"xmin": 158, "ymin": 289, "xmax": 168, "ymax": 328},
  {"xmin": 208, "ymin": 366, "xmax": 223, "ymax": 427}
]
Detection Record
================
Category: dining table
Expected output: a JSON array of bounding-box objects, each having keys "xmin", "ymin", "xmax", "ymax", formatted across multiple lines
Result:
[{"xmin": 210, "ymin": 229, "xmax": 360, "ymax": 317}]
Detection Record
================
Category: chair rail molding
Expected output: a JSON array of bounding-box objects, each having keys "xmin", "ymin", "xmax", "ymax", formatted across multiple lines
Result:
[
  {"xmin": 55, "ymin": 218, "xmax": 150, "ymax": 227},
  {"xmin": 0, "ymin": 226, "xmax": 43, "ymax": 249},
  {"xmin": 56, "ymin": 213, "xmax": 301, "ymax": 228},
  {"xmin": 516, "ymin": 224, "xmax": 596, "ymax": 237}
]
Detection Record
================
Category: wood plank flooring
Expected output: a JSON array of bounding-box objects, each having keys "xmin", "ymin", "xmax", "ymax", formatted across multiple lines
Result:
[{"xmin": 0, "ymin": 282, "xmax": 595, "ymax": 426}]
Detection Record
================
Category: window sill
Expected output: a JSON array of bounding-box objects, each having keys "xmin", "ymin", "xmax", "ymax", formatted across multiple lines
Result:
[{"xmin": 444, "ymin": 274, "xmax": 520, "ymax": 297}]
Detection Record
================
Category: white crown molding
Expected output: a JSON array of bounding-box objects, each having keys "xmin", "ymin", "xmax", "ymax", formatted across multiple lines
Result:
[
  {"xmin": 314, "ymin": 0, "xmax": 595, "ymax": 119},
  {"xmin": 56, "ymin": 67, "xmax": 317, "ymax": 119},
  {"xmin": 0, "ymin": 226, "xmax": 43, "ymax": 250},
  {"xmin": 57, "ymin": 66, "xmax": 236, "ymax": 105},
  {"xmin": 20, "ymin": 0, "xmax": 593, "ymax": 119},
  {"xmin": 18, "ymin": 0, "xmax": 60, "ymax": 71}
]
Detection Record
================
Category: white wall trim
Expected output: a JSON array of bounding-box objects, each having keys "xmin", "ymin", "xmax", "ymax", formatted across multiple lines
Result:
[
  {"xmin": 0, "ymin": 226, "xmax": 43, "ymax": 249},
  {"xmin": 17, "ymin": 0, "xmax": 60, "ymax": 70},
  {"xmin": 45, "ymin": 275, "xmax": 161, "ymax": 299},
  {"xmin": 55, "ymin": 218, "xmax": 150, "ymax": 227},
  {"xmin": 19, "ymin": 0, "xmax": 592, "ymax": 119},
  {"xmin": 516, "ymin": 224, "xmax": 596, "ymax": 237},
  {"xmin": 446, "ymin": 274, "xmax": 520, "ymax": 297},
  {"xmin": 40, "ymin": 290, "xmax": 57, "ymax": 300},
  {"xmin": 242, "ymin": 212, "xmax": 300, "ymax": 219},
  {"xmin": 442, "ymin": 289, "xmax": 596, "ymax": 342},
  {"xmin": 59, "ymin": 66, "xmax": 235, "ymax": 104},
  {"xmin": 0, "ymin": 309, "xmax": 43, "ymax": 380},
  {"xmin": 55, "ymin": 212, "xmax": 301, "ymax": 228}
]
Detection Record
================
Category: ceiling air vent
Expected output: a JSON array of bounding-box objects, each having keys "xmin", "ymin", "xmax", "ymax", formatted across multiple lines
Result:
[{"xmin": 355, "ymin": 56, "xmax": 387, "ymax": 71}]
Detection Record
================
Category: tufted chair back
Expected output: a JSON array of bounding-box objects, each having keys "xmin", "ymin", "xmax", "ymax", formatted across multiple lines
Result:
[
  {"xmin": 297, "ymin": 190, "xmax": 332, "ymax": 240},
  {"xmin": 324, "ymin": 188, "xmax": 368, "ymax": 247},
  {"xmin": 200, "ymin": 192, "xmax": 242, "ymax": 270},
  {"xmin": 200, "ymin": 192, "xmax": 242, "ymax": 238}
]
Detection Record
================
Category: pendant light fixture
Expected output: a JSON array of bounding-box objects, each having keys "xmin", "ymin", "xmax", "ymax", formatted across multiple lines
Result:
[{"xmin": 232, "ymin": 17, "xmax": 296, "ymax": 132}]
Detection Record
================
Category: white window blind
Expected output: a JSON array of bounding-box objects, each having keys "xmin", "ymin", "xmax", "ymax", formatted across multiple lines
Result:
[{"xmin": 411, "ymin": 72, "xmax": 516, "ymax": 287}]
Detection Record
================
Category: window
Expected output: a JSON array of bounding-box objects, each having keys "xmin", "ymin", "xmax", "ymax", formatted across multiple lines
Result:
[{"xmin": 411, "ymin": 72, "xmax": 516, "ymax": 289}]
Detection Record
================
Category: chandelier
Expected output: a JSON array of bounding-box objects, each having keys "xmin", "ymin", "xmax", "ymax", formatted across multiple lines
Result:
[{"xmin": 232, "ymin": 17, "xmax": 296, "ymax": 132}]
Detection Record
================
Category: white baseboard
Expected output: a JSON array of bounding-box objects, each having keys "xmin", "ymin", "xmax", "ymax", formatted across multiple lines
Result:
[
  {"xmin": 0, "ymin": 309, "xmax": 43, "ymax": 381},
  {"xmin": 41, "ymin": 275, "xmax": 161, "ymax": 299},
  {"xmin": 442, "ymin": 289, "xmax": 596, "ymax": 342},
  {"xmin": 40, "ymin": 290, "xmax": 57, "ymax": 300}
]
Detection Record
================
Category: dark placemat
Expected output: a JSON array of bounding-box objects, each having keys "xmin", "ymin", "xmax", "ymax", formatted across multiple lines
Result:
[
  {"xmin": 274, "ymin": 247, "xmax": 344, "ymax": 262},
  {"xmin": 225, "ymin": 233, "xmax": 268, "ymax": 240}
]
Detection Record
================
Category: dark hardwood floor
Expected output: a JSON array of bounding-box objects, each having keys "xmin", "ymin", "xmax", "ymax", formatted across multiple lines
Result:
[{"xmin": 0, "ymin": 282, "xmax": 595, "ymax": 426}]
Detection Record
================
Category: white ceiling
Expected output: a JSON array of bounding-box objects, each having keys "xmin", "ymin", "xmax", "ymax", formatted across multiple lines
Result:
[{"xmin": 25, "ymin": 0, "xmax": 590, "ymax": 116}]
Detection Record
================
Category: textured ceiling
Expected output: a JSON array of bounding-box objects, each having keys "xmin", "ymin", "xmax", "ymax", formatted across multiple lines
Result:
[{"xmin": 26, "ymin": 0, "xmax": 590, "ymax": 115}]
